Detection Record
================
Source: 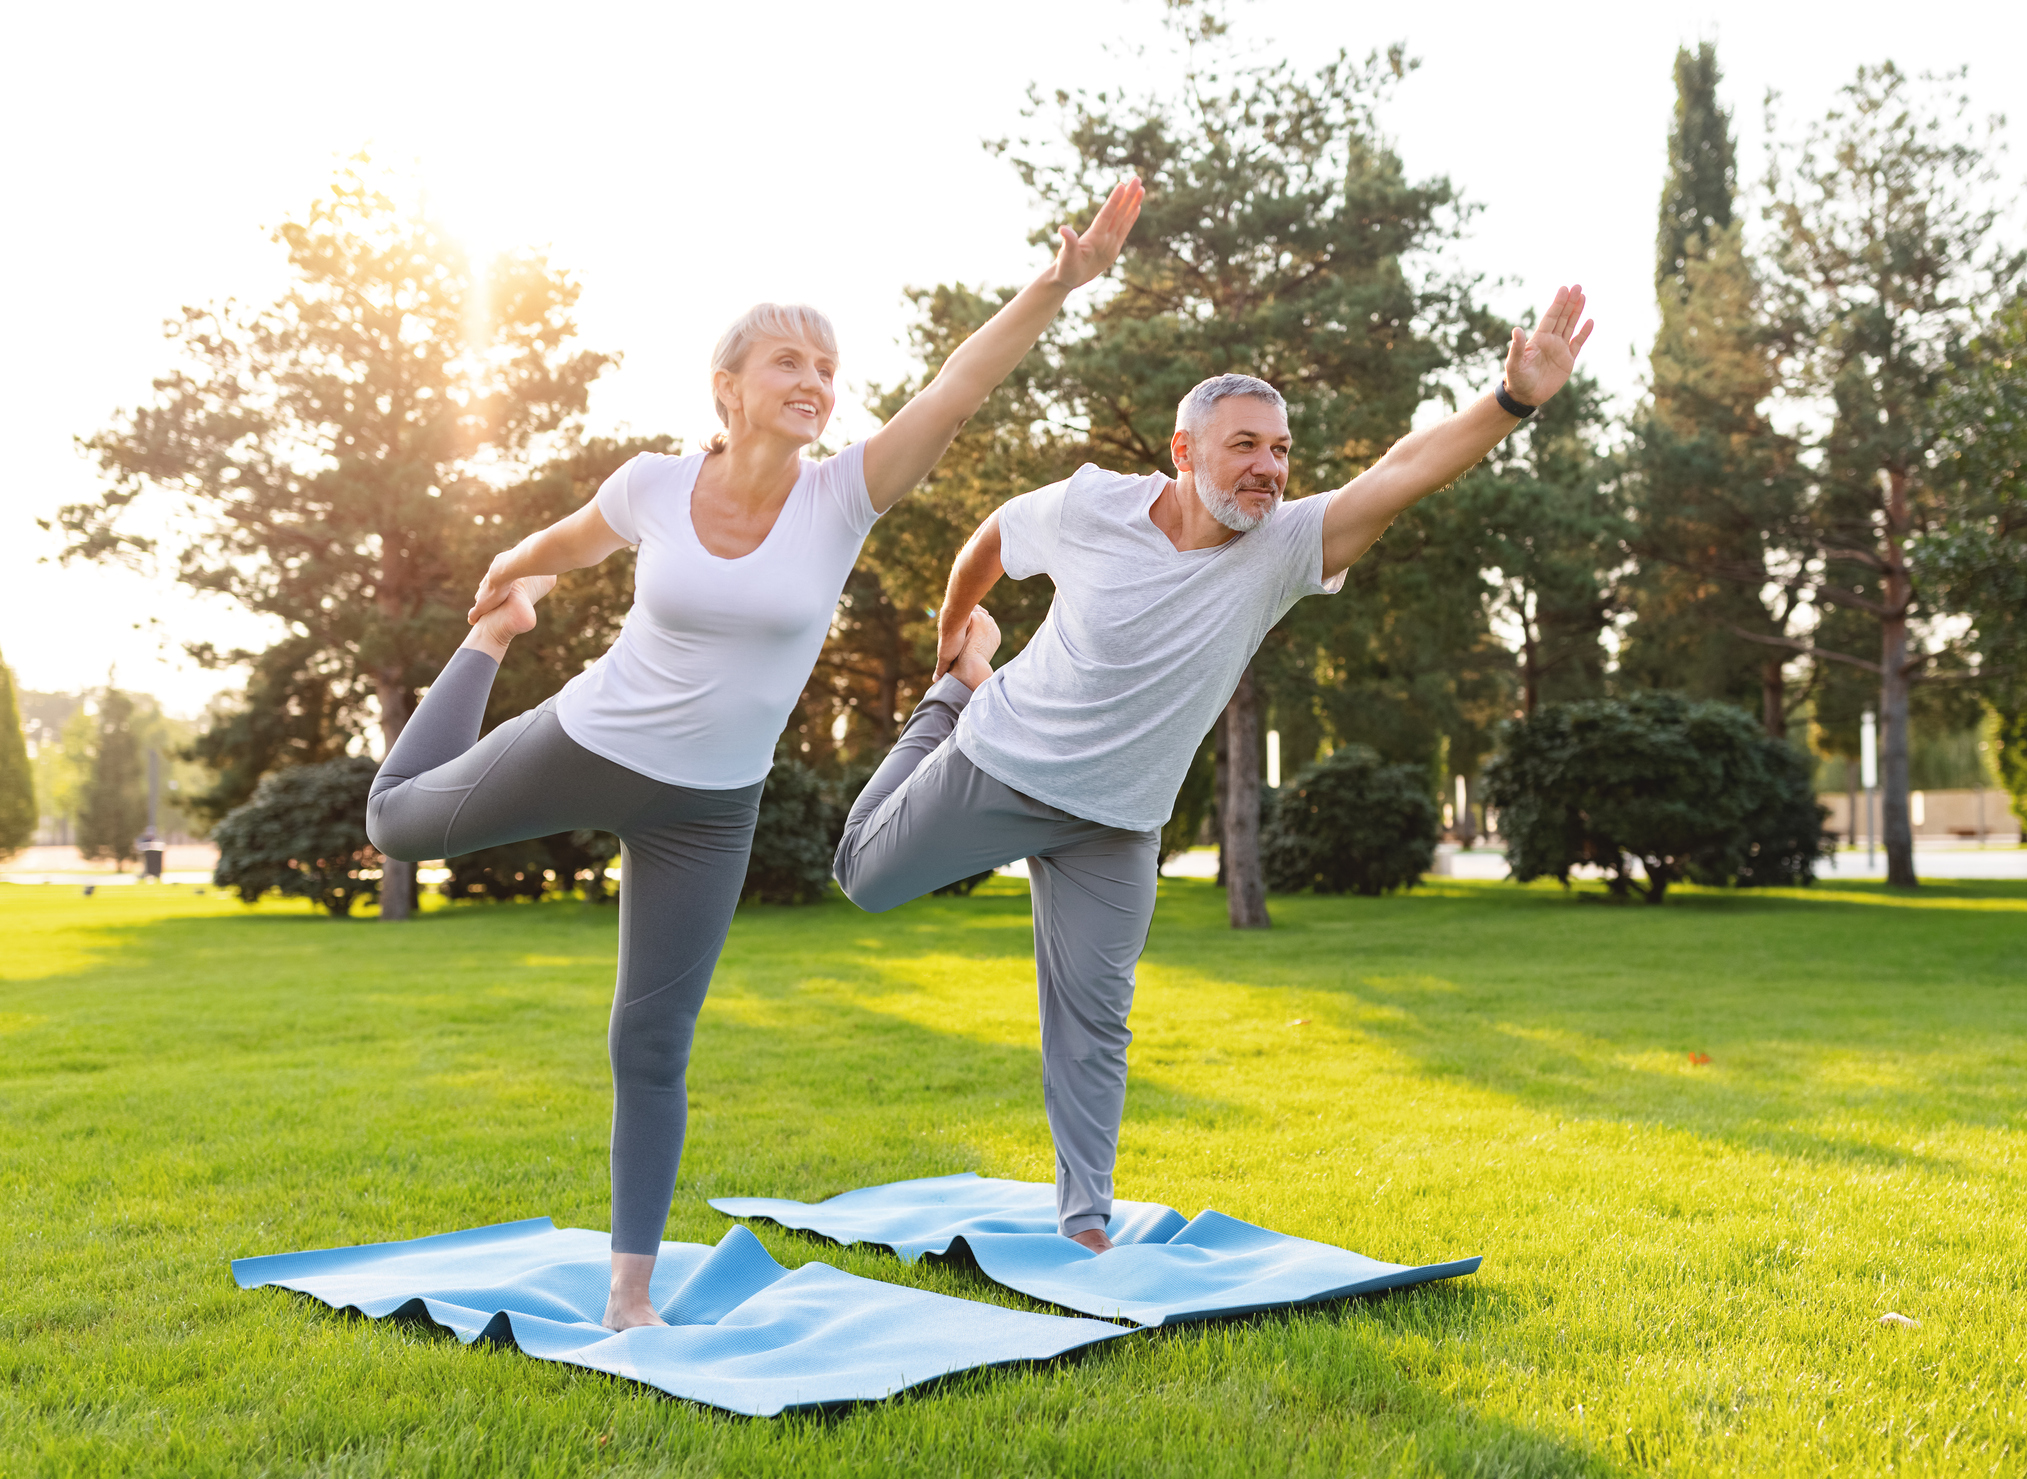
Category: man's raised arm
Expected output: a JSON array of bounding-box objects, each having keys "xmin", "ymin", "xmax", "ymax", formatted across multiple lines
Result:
[{"xmin": 1319, "ymin": 285, "xmax": 1593, "ymax": 576}]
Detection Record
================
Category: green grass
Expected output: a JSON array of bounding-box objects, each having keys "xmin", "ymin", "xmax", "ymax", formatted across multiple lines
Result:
[{"xmin": 2, "ymin": 874, "xmax": 2023, "ymax": 1477}]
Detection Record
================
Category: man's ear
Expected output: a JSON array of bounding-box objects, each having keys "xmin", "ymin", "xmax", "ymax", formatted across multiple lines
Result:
[{"xmin": 1171, "ymin": 428, "xmax": 1192, "ymax": 473}]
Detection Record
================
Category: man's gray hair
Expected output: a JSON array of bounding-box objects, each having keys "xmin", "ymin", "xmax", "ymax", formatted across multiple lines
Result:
[{"xmin": 1174, "ymin": 373, "xmax": 1287, "ymax": 443}]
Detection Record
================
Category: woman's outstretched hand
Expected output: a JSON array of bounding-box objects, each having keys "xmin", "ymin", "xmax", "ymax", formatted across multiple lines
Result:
[
  {"xmin": 1043, "ymin": 177, "xmax": 1145, "ymax": 293},
  {"xmin": 1503, "ymin": 285, "xmax": 1595, "ymax": 408}
]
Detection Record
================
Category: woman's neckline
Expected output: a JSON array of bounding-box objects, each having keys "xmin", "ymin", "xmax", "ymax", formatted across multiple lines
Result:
[{"xmin": 682, "ymin": 451, "xmax": 806, "ymax": 563}]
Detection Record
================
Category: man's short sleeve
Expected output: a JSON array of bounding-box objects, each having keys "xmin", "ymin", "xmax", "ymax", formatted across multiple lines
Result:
[
  {"xmin": 595, "ymin": 455, "xmax": 641, "ymax": 546},
  {"xmin": 997, "ymin": 479, "xmax": 1070, "ymax": 580},
  {"xmin": 1276, "ymin": 493, "xmax": 1347, "ymax": 603},
  {"xmin": 818, "ymin": 440, "xmax": 879, "ymax": 537}
]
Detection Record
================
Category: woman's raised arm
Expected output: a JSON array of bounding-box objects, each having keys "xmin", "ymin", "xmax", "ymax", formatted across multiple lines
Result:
[
  {"xmin": 467, "ymin": 498, "xmax": 632, "ymax": 624},
  {"xmin": 861, "ymin": 178, "xmax": 1143, "ymax": 513}
]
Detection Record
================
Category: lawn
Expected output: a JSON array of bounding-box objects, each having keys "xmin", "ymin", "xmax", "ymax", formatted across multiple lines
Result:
[{"xmin": 1, "ymin": 873, "xmax": 2022, "ymax": 1477}]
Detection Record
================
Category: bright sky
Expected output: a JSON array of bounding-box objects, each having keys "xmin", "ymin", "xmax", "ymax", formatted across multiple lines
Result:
[{"xmin": 4, "ymin": 0, "xmax": 2019, "ymax": 715}]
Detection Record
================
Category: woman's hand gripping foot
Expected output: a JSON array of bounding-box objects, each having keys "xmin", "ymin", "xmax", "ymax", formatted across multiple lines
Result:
[
  {"xmin": 603, "ymin": 1251, "xmax": 668, "ymax": 1332},
  {"xmin": 460, "ymin": 575, "xmax": 557, "ymax": 662}
]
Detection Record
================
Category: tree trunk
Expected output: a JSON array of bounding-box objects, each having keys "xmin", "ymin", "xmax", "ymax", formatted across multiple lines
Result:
[
  {"xmin": 1760, "ymin": 654, "xmax": 1787, "ymax": 741},
  {"xmin": 1879, "ymin": 470, "xmax": 1917, "ymax": 889},
  {"xmin": 1221, "ymin": 665, "xmax": 1269, "ymax": 929},
  {"xmin": 375, "ymin": 675, "xmax": 416, "ymax": 921}
]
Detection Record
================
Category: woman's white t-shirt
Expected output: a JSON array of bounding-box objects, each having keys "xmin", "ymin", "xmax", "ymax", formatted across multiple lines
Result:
[{"xmin": 552, "ymin": 444, "xmax": 879, "ymax": 790}]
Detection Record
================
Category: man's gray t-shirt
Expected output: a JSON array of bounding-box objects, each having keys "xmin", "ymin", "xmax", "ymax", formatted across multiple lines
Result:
[{"xmin": 953, "ymin": 464, "xmax": 1345, "ymax": 831}]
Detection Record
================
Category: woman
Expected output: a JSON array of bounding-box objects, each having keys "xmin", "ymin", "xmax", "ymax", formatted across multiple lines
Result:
[{"xmin": 366, "ymin": 178, "xmax": 1143, "ymax": 1331}]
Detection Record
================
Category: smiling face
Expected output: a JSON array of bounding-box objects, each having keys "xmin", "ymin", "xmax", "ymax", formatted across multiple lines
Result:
[
  {"xmin": 1173, "ymin": 395, "xmax": 1292, "ymax": 532},
  {"xmin": 713, "ymin": 335, "xmax": 837, "ymax": 447}
]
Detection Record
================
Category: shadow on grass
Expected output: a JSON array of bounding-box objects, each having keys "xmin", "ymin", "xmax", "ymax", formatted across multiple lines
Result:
[{"xmin": 1147, "ymin": 878, "xmax": 2026, "ymax": 1176}]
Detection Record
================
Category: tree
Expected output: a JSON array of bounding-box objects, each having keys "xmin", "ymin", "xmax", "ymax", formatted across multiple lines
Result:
[
  {"xmin": 57, "ymin": 158, "xmax": 611, "ymax": 916},
  {"xmin": 1619, "ymin": 45, "xmax": 1810, "ymax": 736},
  {"xmin": 0, "ymin": 652, "xmax": 34, "ymax": 858},
  {"xmin": 211, "ymin": 756, "xmax": 382, "ymax": 916},
  {"xmin": 1756, "ymin": 65, "xmax": 2021, "ymax": 886},
  {"xmin": 75, "ymin": 687, "xmax": 148, "ymax": 866},
  {"xmin": 958, "ymin": 28, "xmax": 1489, "ymax": 926},
  {"xmin": 1454, "ymin": 370, "xmax": 1619, "ymax": 716},
  {"xmin": 1915, "ymin": 292, "xmax": 2027, "ymax": 828},
  {"xmin": 1483, "ymin": 691, "xmax": 1830, "ymax": 905}
]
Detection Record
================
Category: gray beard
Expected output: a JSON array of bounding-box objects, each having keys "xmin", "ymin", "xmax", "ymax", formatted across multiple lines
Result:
[{"xmin": 1195, "ymin": 472, "xmax": 1282, "ymax": 533}]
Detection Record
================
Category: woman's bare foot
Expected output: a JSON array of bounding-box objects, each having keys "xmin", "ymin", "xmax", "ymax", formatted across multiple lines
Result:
[
  {"xmin": 461, "ymin": 575, "xmax": 557, "ymax": 661},
  {"xmin": 602, "ymin": 1250, "xmax": 667, "ymax": 1331},
  {"xmin": 949, "ymin": 608, "xmax": 1001, "ymax": 690},
  {"xmin": 1068, "ymin": 1228, "xmax": 1114, "ymax": 1253}
]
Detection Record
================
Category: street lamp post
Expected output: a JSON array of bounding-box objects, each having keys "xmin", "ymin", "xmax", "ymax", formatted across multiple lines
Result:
[
  {"xmin": 136, "ymin": 748, "xmax": 164, "ymax": 881},
  {"xmin": 1860, "ymin": 710, "xmax": 1878, "ymax": 873}
]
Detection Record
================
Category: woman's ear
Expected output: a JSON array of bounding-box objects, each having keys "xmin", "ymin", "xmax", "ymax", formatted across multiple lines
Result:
[{"xmin": 712, "ymin": 368, "xmax": 741, "ymax": 422}]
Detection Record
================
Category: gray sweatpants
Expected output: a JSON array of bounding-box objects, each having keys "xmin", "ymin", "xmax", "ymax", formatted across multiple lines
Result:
[
  {"xmin": 366, "ymin": 648, "xmax": 761, "ymax": 1256},
  {"xmin": 832, "ymin": 676, "xmax": 1159, "ymax": 1237}
]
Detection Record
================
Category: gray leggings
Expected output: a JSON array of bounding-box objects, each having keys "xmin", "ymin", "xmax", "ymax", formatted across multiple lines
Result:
[
  {"xmin": 366, "ymin": 649, "xmax": 761, "ymax": 1255},
  {"xmin": 833, "ymin": 676, "xmax": 1159, "ymax": 1237}
]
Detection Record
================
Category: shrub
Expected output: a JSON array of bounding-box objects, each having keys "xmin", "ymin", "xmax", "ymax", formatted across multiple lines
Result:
[
  {"xmin": 744, "ymin": 755, "xmax": 838, "ymax": 905},
  {"xmin": 212, "ymin": 757, "xmax": 382, "ymax": 916},
  {"xmin": 441, "ymin": 830, "xmax": 621, "ymax": 903},
  {"xmin": 1482, "ymin": 691, "xmax": 1831, "ymax": 904},
  {"xmin": 1262, "ymin": 745, "xmax": 1440, "ymax": 897}
]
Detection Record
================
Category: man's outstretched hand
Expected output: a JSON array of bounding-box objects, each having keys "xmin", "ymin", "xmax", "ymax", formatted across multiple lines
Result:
[
  {"xmin": 1043, "ymin": 177, "xmax": 1145, "ymax": 293},
  {"xmin": 1503, "ymin": 284, "xmax": 1595, "ymax": 408}
]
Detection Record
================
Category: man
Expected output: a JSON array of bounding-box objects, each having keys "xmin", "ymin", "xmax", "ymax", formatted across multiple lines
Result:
[{"xmin": 834, "ymin": 287, "xmax": 1593, "ymax": 1251}]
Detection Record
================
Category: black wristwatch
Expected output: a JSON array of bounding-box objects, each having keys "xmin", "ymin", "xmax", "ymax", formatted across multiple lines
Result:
[{"xmin": 1495, "ymin": 381, "xmax": 1537, "ymax": 419}]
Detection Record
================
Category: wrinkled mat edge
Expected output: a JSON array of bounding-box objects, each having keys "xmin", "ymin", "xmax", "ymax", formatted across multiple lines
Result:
[{"xmin": 239, "ymin": 1281, "xmax": 1138, "ymax": 1418}]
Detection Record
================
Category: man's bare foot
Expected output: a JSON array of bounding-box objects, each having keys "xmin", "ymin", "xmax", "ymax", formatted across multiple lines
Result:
[
  {"xmin": 602, "ymin": 1250, "xmax": 667, "ymax": 1331},
  {"xmin": 462, "ymin": 575, "xmax": 557, "ymax": 660},
  {"xmin": 1068, "ymin": 1228, "xmax": 1114, "ymax": 1254},
  {"xmin": 949, "ymin": 608, "xmax": 1001, "ymax": 690}
]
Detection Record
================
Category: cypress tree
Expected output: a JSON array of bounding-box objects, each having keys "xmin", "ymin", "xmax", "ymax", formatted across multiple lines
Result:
[
  {"xmin": 1620, "ymin": 43, "xmax": 1804, "ymax": 735},
  {"xmin": 1656, "ymin": 42, "xmax": 1736, "ymax": 297},
  {"xmin": 0, "ymin": 651, "xmax": 34, "ymax": 856}
]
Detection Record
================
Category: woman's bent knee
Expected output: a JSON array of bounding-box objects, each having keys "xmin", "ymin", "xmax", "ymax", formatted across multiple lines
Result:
[{"xmin": 365, "ymin": 791, "xmax": 437, "ymax": 864}]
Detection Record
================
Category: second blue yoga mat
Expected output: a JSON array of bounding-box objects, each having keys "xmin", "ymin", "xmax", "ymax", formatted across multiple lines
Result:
[
  {"xmin": 712, "ymin": 1173, "xmax": 1481, "ymax": 1327},
  {"xmin": 232, "ymin": 1215, "xmax": 1132, "ymax": 1415}
]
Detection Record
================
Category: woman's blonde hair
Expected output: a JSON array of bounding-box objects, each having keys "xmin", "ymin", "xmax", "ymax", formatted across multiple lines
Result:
[{"xmin": 707, "ymin": 303, "xmax": 839, "ymax": 452}]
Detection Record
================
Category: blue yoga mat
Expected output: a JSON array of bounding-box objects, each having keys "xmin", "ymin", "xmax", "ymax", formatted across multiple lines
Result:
[
  {"xmin": 232, "ymin": 1216, "xmax": 1132, "ymax": 1415},
  {"xmin": 712, "ymin": 1173, "xmax": 1481, "ymax": 1327}
]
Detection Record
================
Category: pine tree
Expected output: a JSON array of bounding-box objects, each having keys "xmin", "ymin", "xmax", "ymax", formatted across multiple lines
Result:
[
  {"xmin": 0, "ymin": 651, "xmax": 35, "ymax": 857},
  {"xmin": 76, "ymin": 688, "xmax": 148, "ymax": 867},
  {"xmin": 1759, "ymin": 65, "xmax": 2019, "ymax": 886}
]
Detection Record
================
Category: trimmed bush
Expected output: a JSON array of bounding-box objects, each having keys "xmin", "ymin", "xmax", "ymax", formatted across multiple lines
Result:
[
  {"xmin": 1262, "ymin": 745, "xmax": 1440, "ymax": 897},
  {"xmin": 744, "ymin": 756, "xmax": 838, "ymax": 905},
  {"xmin": 212, "ymin": 757, "xmax": 381, "ymax": 916},
  {"xmin": 1483, "ymin": 691, "xmax": 1831, "ymax": 904},
  {"xmin": 441, "ymin": 830, "xmax": 621, "ymax": 903}
]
